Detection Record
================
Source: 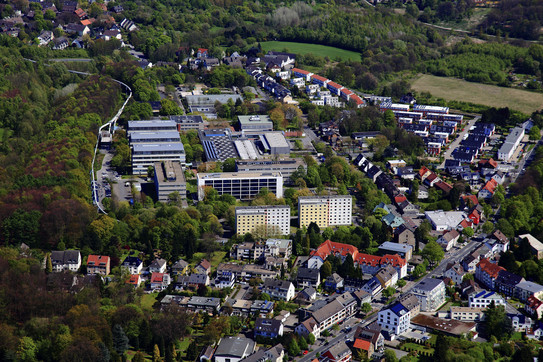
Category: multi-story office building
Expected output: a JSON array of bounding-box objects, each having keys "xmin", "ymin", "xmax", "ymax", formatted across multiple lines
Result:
[
  {"xmin": 236, "ymin": 158, "xmax": 306, "ymax": 184},
  {"xmin": 154, "ymin": 161, "xmax": 186, "ymax": 202},
  {"xmin": 132, "ymin": 143, "xmax": 186, "ymax": 175},
  {"xmin": 235, "ymin": 205, "xmax": 290, "ymax": 236},
  {"xmin": 127, "ymin": 120, "xmax": 178, "ymax": 132},
  {"xmin": 197, "ymin": 172, "xmax": 283, "ymax": 201},
  {"xmin": 298, "ymin": 195, "xmax": 352, "ymax": 228},
  {"xmin": 128, "ymin": 120, "xmax": 185, "ymax": 174}
]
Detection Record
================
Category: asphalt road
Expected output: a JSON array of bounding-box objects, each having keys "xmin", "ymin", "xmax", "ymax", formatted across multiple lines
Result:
[{"xmin": 439, "ymin": 116, "xmax": 480, "ymax": 169}]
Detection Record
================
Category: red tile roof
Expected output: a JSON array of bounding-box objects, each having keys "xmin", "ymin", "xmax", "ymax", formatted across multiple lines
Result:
[
  {"xmin": 127, "ymin": 274, "xmax": 140, "ymax": 285},
  {"xmin": 394, "ymin": 194, "xmax": 407, "ymax": 204},
  {"xmin": 80, "ymin": 19, "xmax": 92, "ymax": 26},
  {"xmin": 460, "ymin": 219, "xmax": 472, "ymax": 228},
  {"xmin": 311, "ymin": 240, "xmax": 406, "ymax": 268},
  {"xmin": 292, "ymin": 68, "xmax": 310, "ymax": 75},
  {"xmin": 461, "ymin": 195, "xmax": 479, "ymax": 206},
  {"xmin": 477, "ymin": 258, "xmax": 504, "ymax": 278},
  {"xmin": 528, "ymin": 295, "xmax": 543, "ymax": 309},
  {"xmin": 350, "ymin": 95, "xmax": 364, "ymax": 105},
  {"xmin": 426, "ymin": 172, "xmax": 438, "ymax": 182},
  {"xmin": 479, "ymin": 158, "xmax": 498, "ymax": 168},
  {"xmin": 87, "ymin": 255, "xmax": 110, "ymax": 266},
  {"xmin": 327, "ymin": 81, "xmax": 343, "ymax": 89},
  {"xmin": 435, "ymin": 181, "xmax": 453, "ymax": 193},
  {"xmin": 310, "ymin": 74, "xmax": 329, "ymax": 82},
  {"xmin": 340, "ymin": 88, "xmax": 353, "ymax": 95},
  {"xmin": 198, "ymin": 48, "xmax": 208, "ymax": 53},
  {"xmin": 151, "ymin": 272, "xmax": 165, "ymax": 283},
  {"xmin": 418, "ymin": 166, "xmax": 430, "ymax": 178},
  {"xmin": 353, "ymin": 339, "xmax": 371, "ymax": 351},
  {"xmin": 198, "ymin": 259, "xmax": 211, "ymax": 270},
  {"xmin": 482, "ymin": 179, "xmax": 498, "ymax": 194},
  {"xmin": 74, "ymin": 8, "xmax": 86, "ymax": 17}
]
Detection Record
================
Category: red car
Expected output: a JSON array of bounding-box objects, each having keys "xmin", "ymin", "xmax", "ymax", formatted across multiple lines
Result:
[{"xmin": 303, "ymin": 351, "xmax": 308, "ymax": 355}]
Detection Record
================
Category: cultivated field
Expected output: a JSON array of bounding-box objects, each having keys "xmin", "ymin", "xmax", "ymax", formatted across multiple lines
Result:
[
  {"xmin": 261, "ymin": 41, "xmax": 361, "ymax": 62},
  {"xmin": 411, "ymin": 74, "xmax": 543, "ymax": 114}
]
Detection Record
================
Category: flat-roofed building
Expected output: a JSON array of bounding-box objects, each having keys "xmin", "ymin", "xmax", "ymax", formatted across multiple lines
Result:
[
  {"xmin": 169, "ymin": 115, "xmax": 205, "ymax": 131},
  {"xmin": 127, "ymin": 120, "xmax": 178, "ymax": 132},
  {"xmin": 197, "ymin": 171, "xmax": 283, "ymax": 201},
  {"xmin": 261, "ymin": 132, "xmax": 290, "ymax": 155},
  {"xmin": 298, "ymin": 195, "xmax": 352, "ymax": 228},
  {"xmin": 235, "ymin": 205, "xmax": 290, "ymax": 236},
  {"xmin": 154, "ymin": 161, "xmax": 186, "ymax": 202},
  {"xmin": 239, "ymin": 115, "xmax": 273, "ymax": 132},
  {"xmin": 129, "ymin": 131, "xmax": 181, "ymax": 144},
  {"xmin": 378, "ymin": 242, "xmax": 413, "ymax": 261},
  {"xmin": 411, "ymin": 278, "xmax": 446, "ymax": 312},
  {"xmin": 131, "ymin": 143, "xmax": 186, "ymax": 175},
  {"xmin": 236, "ymin": 158, "xmax": 306, "ymax": 184}
]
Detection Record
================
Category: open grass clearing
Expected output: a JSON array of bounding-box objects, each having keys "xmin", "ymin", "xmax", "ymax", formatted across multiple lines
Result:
[
  {"xmin": 411, "ymin": 74, "xmax": 543, "ymax": 114},
  {"xmin": 260, "ymin": 41, "xmax": 361, "ymax": 62},
  {"xmin": 141, "ymin": 293, "xmax": 159, "ymax": 311},
  {"xmin": 191, "ymin": 251, "xmax": 226, "ymax": 269}
]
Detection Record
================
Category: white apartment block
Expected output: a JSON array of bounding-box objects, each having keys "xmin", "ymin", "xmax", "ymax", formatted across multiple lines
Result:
[
  {"xmin": 468, "ymin": 290, "xmax": 506, "ymax": 308},
  {"xmin": 235, "ymin": 205, "xmax": 290, "ymax": 236},
  {"xmin": 197, "ymin": 172, "xmax": 283, "ymax": 201},
  {"xmin": 498, "ymin": 127, "xmax": 525, "ymax": 161},
  {"xmin": 378, "ymin": 303, "xmax": 411, "ymax": 336},
  {"xmin": 411, "ymin": 278, "xmax": 446, "ymax": 312},
  {"xmin": 298, "ymin": 195, "xmax": 352, "ymax": 228}
]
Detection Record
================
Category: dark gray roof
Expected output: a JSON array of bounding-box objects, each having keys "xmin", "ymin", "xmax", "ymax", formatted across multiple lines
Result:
[
  {"xmin": 255, "ymin": 318, "xmax": 282, "ymax": 334},
  {"xmin": 263, "ymin": 279, "xmax": 292, "ymax": 290},
  {"xmin": 297, "ymin": 267, "xmax": 320, "ymax": 280},
  {"xmin": 414, "ymin": 277, "xmax": 443, "ymax": 292},
  {"xmin": 51, "ymin": 250, "xmax": 80, "ymax": 265},
  {"xmin": 215, "ymin": 337, "xmax": 255, "ymax": 358}
]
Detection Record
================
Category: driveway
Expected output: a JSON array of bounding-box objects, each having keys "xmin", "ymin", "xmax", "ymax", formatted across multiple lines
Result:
[{"xmin": 439, "ymin": 115, "xmax": 480, "ymax": 169}]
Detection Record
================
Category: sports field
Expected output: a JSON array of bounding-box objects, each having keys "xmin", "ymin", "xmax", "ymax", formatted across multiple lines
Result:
[
  {"xmin": 261, "ymin": 41, "xmax": 361, "ymax": 62},
  {"xmin": 411, "ymin": 74, "xmax": 543, "ymax": 114}
]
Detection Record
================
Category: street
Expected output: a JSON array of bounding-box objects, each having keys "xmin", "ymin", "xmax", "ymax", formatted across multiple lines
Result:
[{"xmin": 296, "ymin": 239, "xmax": 481, "ymax": 362}]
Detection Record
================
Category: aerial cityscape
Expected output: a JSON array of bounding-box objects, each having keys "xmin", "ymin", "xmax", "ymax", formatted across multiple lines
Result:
[{"xmin": 2, "ymin": 0, "xmax": 543, "ymax": 360}]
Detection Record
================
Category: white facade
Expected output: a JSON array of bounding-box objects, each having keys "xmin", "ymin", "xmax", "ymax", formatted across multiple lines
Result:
[
  {"xmin": 411, "ymin": 278, "xmax": 446, "ymax": 312},
  {"xmin": 50, "ymin": 250, "xmax": 81, "ymax": 272},
  {"xmin": 197, "ymin": 172, "xmax": 283, "ymax": 201},
  {"xmin": 450, "ymin": 307, "xmax": 486, "ymax": 321},
  {"xmin": 468, "ymin": 291, "xmax": 506, "ymax": 308},
  {"xmin": 498, "ymin": 127, "xmax": 525, "ymax": 161},
  {"xmin": 378, "ymin": 304, "xmax": 410, "ymax": 336}
]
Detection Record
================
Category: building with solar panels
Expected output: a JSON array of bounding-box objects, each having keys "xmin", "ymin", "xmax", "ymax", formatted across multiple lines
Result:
[{"xmin": 198, "ymin": 129, "xmax": 239, "ymax": 162}]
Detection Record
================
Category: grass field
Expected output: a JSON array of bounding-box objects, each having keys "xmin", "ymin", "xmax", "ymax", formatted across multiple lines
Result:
[
  {"xmin": 411, "ymin": 74, "xmax": 543, "ymax": 114},
  {"xmin": 141, "ymin": 293, "xmax": 159, "ymax": 311},
  {"xmin": 191, "ymin": 251, "xmax": 226, "ymax": 269},
  {"xmin": 260, "ymin": 41, "xmax": 361, "ymax": 62}
]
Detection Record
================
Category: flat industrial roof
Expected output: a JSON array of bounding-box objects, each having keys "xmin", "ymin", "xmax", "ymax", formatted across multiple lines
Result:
[
  {"xmin": 264, "ymin": 132, "xmax": 290, "ymax": 148},
  {"xmin": 198, "ymin": 171, "xmax": 282, "ymax": 179},
  {"xmin": 128, "ymin": 120, "xmax": 177, "ymax": 129},
  {"xmin": 132, "ymin": 143, "xmax": 185, "ymax": 152},
  {"xmin": 130, "ymin": 131, "xmax": 181, "ymax": 140}
]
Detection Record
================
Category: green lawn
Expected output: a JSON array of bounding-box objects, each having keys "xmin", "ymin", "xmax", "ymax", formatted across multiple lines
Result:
[
  {"xmin": 191, "ymin": 251, "xmax": 226, "ymax": 269},
  {"xmin": 260, "ymin": 41, "xmax": 361, "ymax": 62},
  {"xmin": 402, "ymin": 342, "xmax": 434, "ymax": 354},
  {"xmin": 141, "ymin": 293, "xmax": 159, "ymax": 311}
]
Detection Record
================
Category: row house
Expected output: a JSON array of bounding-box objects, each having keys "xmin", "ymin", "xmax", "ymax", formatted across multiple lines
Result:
[
  {"xmin": 51, "ymin": 250, "xmax": 81, "ymax": 273},
  {"xmin": 291, "ymin": 68, "xmax": 313, "ymax": 82},
  {"xmin": 426, "ymin": 112, "xmax": 462, "ymax": 123},
  {"xmin": 468, "ymin": 290, "xmax": 506, "ymax": 308},
  {"xmin": 379, "ymin": 102, "xmax": 410, "ymax": 112},
  {"xmin": 326, "ymin": 81, "xmax": 344, "ymax": 95},
  {"xmin": 310, "ymin": 74, "xmax": 330, "ymax": 87}
]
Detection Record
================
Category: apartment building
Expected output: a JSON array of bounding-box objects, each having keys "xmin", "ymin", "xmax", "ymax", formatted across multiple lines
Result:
[
  {"xmin": 50, "ymin": 250, "xmax": 81, "ymax": 272},
  {"xmin": 298, "ymin": 195, "xmax": 352, "ymax": 228},
  {"xmin": 154, "ymin": 161, "xmax": 186, "ymax": 202},
  {"xmin": 378, "ymin": 302, "xmax": 411, "ymax": 336},
  {"xmin": 468, "ymin": 290, "xmax": 506, "ymax": 308},
  {"xmin": 197, "ymin": 172, "xmax": 283, "ymax": 201},
  {"xmin": 87, "ymin": 255, "xmax": 110, "ymax": 276},
  {"xmin": 450, "ymin": 307, "xmax": 486, "ymax": 322},
  {"xmin": 411, "ymin": 278, "xmax": 446, "ymax": 312},
  {"xmin": 235, "ymin": 205, "xmax": 290, "ymax": 236},
  {"xmin": 262, "ymin": 279, "xmax": 295, "ymax": 301},
  {"xmin": 498, "ymin": 127, "xmax": 525, "ymax": 161}
]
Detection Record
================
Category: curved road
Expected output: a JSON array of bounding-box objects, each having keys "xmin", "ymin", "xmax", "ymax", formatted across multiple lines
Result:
[{"xmin": 23, "ymin": 58, "xmax": 132, "ymax": 214}]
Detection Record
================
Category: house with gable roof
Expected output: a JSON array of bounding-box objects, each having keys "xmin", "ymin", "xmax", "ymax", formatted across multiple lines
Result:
[
  {"xmin": 87, "ymin": 255, "xmax": 110, "ymax": 276},
  {"xmin": 478, "ymin": 178, "xmax": 498, "ymax": 199}
]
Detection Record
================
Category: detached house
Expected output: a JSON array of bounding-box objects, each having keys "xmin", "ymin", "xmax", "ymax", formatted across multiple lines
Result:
[
  {"xmin": 297, "ymin": 267, "xmax": 321, "ymax": 288},
  {"xmin": 149, "ymin": 258, "xmax": 167, "ymax": 273},
  {"xmin": 171, "ymin": 259, "xmax": 190, "ymax": 276},
  {"xmin": 526, "ymin": 295, "xmax": 543, "ymax": 319},
  {"xmin": 262, "ymin": 279, "xmax": 295, "ymax": 301},
  {"xmin": 87, "ymin": 255, "xmax": 110, "ymax": 276},
  {"xmin": 444, "ymin": 263, "xmax": 467, "ymax": 284},
  {"xmin": 322, "ymin": 341, "xmax": 352, "ymax": 362},
  {"xmin": 478, "ymin": 179, "xmax": 498, "ymax": 199},
  {"xmin": 121, "ymin": 256, "xmax": 143, "ymax": 275},
  {"xmin": 150, "ymin": 272, "xmax": 171, "ymax": 291},
  {"xmin": 437, "ymin": 230, "xmax": 461, "ymax": 251},
  {"xmin": 196, "ymin": 259, "xmax": 212, "ymax": 275},
  {"xmin": 353, "ymin": 324, "xmax": 384, "ymax": 359},
  {"xmin": 254, "ymin": 318, "xmax": 284, "ymax": 338}
]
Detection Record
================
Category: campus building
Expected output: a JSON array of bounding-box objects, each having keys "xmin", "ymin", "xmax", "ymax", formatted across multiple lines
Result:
[
  {"xmin": 197, "ymin": 171, "xmax": 283, "ymax": 201},
  {"xmin": 131, "ymin": 143, "xmax": 186, "ymax": 175},
  {"xmin": 153, "ymin": 161, "xmax": 186, "ymax": 202},
  {"xmin": 235, "ymin": 205, "xmax": 291, "ymax": 236},
  {"xmin": 236, "ymin": 158, "xmax": 306, "ymax": 184},
  {"xmin": 298, "ymin": 195, "xmax": 352, "ymax": 228},
  {"xmin": 498, "ymin": 127, "xmax": 525, "ymax": 161}
]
